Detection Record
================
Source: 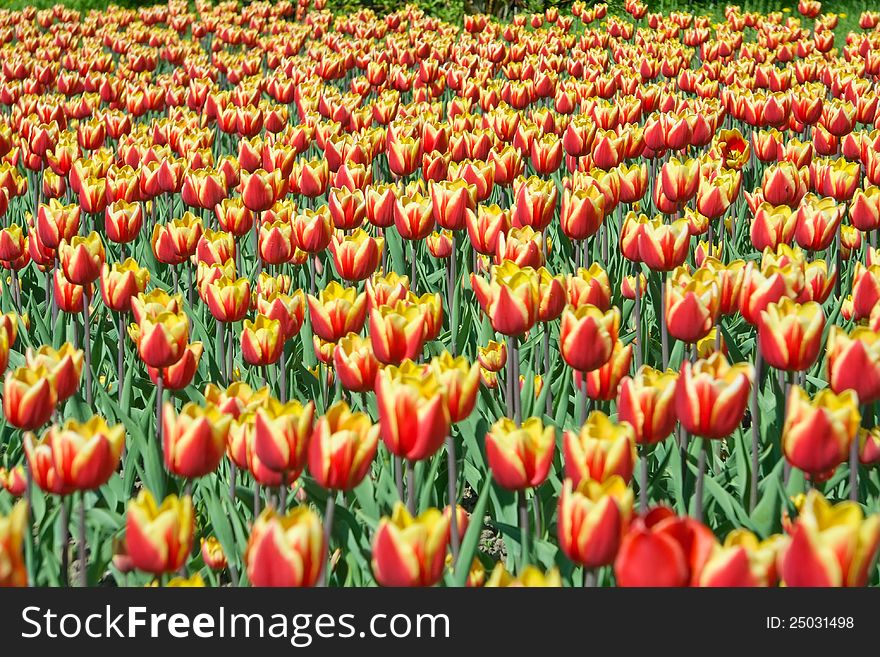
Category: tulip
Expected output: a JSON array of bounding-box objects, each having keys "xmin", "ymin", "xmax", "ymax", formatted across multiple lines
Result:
[
  {"xmin": 131, "ymin": 289, "xmax": 183, "ymax": 325},
  {"xmin": 567, "ymin": 264, "xmax": 611, "ymax": 310},
  {"xmin": 559, "ymin": 304, "xmax": 620, "ymax": 372},
  {"xmin": 330, "ymin": 333, "xmax": 378, "ymax": 393},
  {"xmin": 0, "ymin": 224, "xmax": 25, "ymax": 262},
  {"xmin": 618, "ymin": 366, "xmax": 678, "ymax": 446},
  {"xmin": 134, "ymin": 311, "xmax": 189, "ymax": 369},
  {"xmin": 494, "ymin": 225, "xmax": 543, "ymax": 269},
  {"xmin": 696, "ymin": 169, "xmax": 738, "ymax": 219},
  {"xmin": 200, "ymin": 537, "xmax": 227, "ymax": 571},
  {"xmin": 292, "ymin": 207, "xmax": 332, "ymax": 254},
  {"xmin": 664, "ymin": 273, "xmax": 719, "ymax": 343},
  {"xmin": 369, "ymin": 301, "xmax": 426, "ymax": 365},
  {"xmin": 375, "ymin": 361, "xmax": 450, "ymax": 462},
  {"xmin": 827, "ymin": 326, "xmax": 880, "ymax": 404},
  {"xmin": 3, "ymin": 366, "xmax": 57, "ymax": 431},
  {"xmin": 558, "ymin": 476, "xmax": 634, "ymax": 568},
  {"xmin": 560, "ymin": 185, "xmax": 605, "ymax": 240},
  {"xmin": 853, "ymin": 263, "xmax": 880, "ymax": 321},
  {"xmin": 799, "ymin": 259, "xmax": 836, "ymax": 304},
  {"xmin": 0, "ymin": 465, "xmax": 26, "ymax": 497},
  {"xmin": 699, "ymin": 530, "xmax": 784, "ymax": 587},
  {"xmin": 307, "ymin": 282, "xmax": 367, "ymax": 343},
  {"xmin": 147, "ymin": 342, "xmax": 202, "ymax": 391},
  {"xmin": 258, "ymin": 219, "xmax": 295, "ymax": 265},
  {"xmin": 659, "ymin": 157, "xmax": 700, "ymax": 204},
  {"xmin": 639, "ymin": 217, "xmax": 690, "ymax": 271},
  {"xmin": 195, "ymin": 229, "xmax": 235, "ymax": 267},
  {"xmin": 795, "ymin": 194, "xmax": 843, "ymax": 251},
  {"xmin": 762, "ymin": 161, "xmax": 808, "ymax": 207},
  {"xmin": 100, "ymin": 259, "xmax": 149, "ymax": 313},
  {"xmin": 372, "ymin": 503, "xmax": 450, "ymax": 587},
  {"xmin": 614, "ymin": 506, "xmax": 717, "ymax": 586},
  {"xmin": 565, "ymin": 411, "xmax": 637, "ymax": 485},
  {"xmin": 780, "ymin": 490, "xmax": 880, "ymax": 587},
  {"xmin": 512, "ymin": 176, "xmax": 557, "ymax": 232},
  {"xmin": 758, "ymin": 298, "xmax": 824, "ymax": 372},
  {"xmin": 849, "ymin": 186, "xmax": 880, "ymax": 232},
  {"xmin": 24, "ymin": 343, "xmax": 83, "ymax": 402},
  {"xmin": 240, "ymin": 168, "xmax": 282, "ymax": 213},
  {"xmin": 471, "ymin": 261, "xmax": 539, "ymax": 336},
  {"xmin": 430, "ymin": 353, "xmax": 480, "ymax": 423},
  {"xmin": 257, "ymin": 291, "xmax": 306, "ymax": 341},
  {"xmin": 125, "ymin": 491, "xmax": 194, "ymax": 575},
  {"xmin": 430, "ymin": 179, "xmax": 476, "ymax": 231},
  {"xmin": 329, "ymin": 228, "xmax": 383, "ymax": 282},
  {"xmin": 393, "ymin": 192, "xmax": 433, "ymax": 242},
  {"xmin": 241, "ymin": 314, "xmax": 286, "ymax": 368},
  {"xmin": 0, "ymin": 502, "xmax": 27, "ymax": 587},
  {"xmin": 246, "ymin": 507, "xmax": 325, "ymax": 587},
  {"xmin": 466, "ymin": 203, "xmax": 510, "ymax": 256},
  {"xmin": 253, "ymin": 398, "xmax": 314, "ymax": 476},
  {"xmin": 205, "ymin": 276, "xmax": 251, "ymax": 323},
  {"xmin": 739, "ymin": 262, "xmax": 804, "ymax": 326},
  {"xmin": 105, "ymin": 200, "xmax": 144, "ymax": 245},
  {"xmin": 36, "ymin": 199, "xmax": 80, "ymax": 250},
  {"xmin": 782, "ymin": 386, "xmax": 860, "ymax": 479},
  {"xmin": 675, "ymin": 353, "xmax": 753, "ymax": 440},
  {"xmin": 163, "ymin": 402, "xmax": 231, "ymax": 479},
  {"xmin": 205, "ymin": 381, "xmax": 270, "ymax": 420},
  {"xmin": 484, "ymin": 564, "xmax": 563, "ymax": 587},
  {"xmin": 478, "ymin": 341, "xmax": 507, "ymax": 373},
  {"xmin": 308, "ymin": 401, "xmax": 379, "ymax": 491},
  {"xmin": 485, "ymin": 417, "xmax": 555, "ymax": 490},
  {"xmin": 750, "ymin": 202, "xmax": 797, "ymax": 252},
  {"xmin": 427, "ymin": 230, "xmax": 453, "ymax": 258},
  {"xmin": 24, "ymin": 416, "xmax": 125, "ymax": 494}
]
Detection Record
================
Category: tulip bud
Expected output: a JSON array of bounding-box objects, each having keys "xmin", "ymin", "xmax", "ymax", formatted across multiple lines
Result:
[
  {"xmin": 253, "ymin": 398, "xmax": 315, "ymax": 476},
  {"xmin": 308, "ymin": 281, "xmax": 367, "ymax": 343},
  {"xmin": 125, "ymin": 491, "xmax": 194, "ymax": 575},
  {"xmin": 560, "ymin": 304, "xmax": 620, "ymax": 372},
  {"xmin": 372, "ymin": 503, "xmax": 450, "ymax": 587},
  {"xmin": 780, "ymin": 490, "xmax": 880, "ymax": 587},
  {"xmin": 100, "ymin": 259, "xmax": 150, "ymax": 313},
  {"xmin": 618, "ymin": 366, "xmax": 678, "ymax": 446},
  {"xmin": 135, "ymin": 311, "xmax": 189, "ymax": 369},
  {"xmin": 430, "ymin": 353, "xmax": 480, "ymax": 423},
  {"xmin": 308, "ymin": 401, "xmax": 379, "ymax": 491},
  {"xmin": 25, "ymin": 416, "xmax": 125, "ymax": 494},
  {"xmin": 558, "ymin": 476, "xmax": 634, "ymax": 568},
  {"xmin": 485, "ymin": 417, "xmax": 555, "ymax": 490},
  {"xmin": 163, "ymin": 402, "xmax": 231, "ymax": 479},
  {"xmin": 376, "ymin": 360, "xmax": 450, "ymax": 462},
  {"xmin": 3, "ymin": 366, "xmax": 57, "ymax": 430},
  {"xmin": 782, "ymin": 386, "xmax": 860, "ymax": 479},
  {"xmin": 699, "ymin": 530, "xmax": 784, "ymax": 587},
  {"xmin": 484, "ymin": 563, "xmax": 563, "ymax": 587},
  {"xmin": 675, "ymin": 353, "xmax": 752, "ymax": 440},
  {"xmin": 246, "ymin": 506, "xmax": 325, "ymax": 587},
  {"xmin": 471, "ymin": 261, "xmax": 539, "ymax": 336},
  {"xmin": 0, "ymin": 502, "xmax": 27, "ymax": 587},
  {"xmin": 758, "ymin": 298, "xmax": 824, "ymax": 372},
  {"xmin": 25, "ymin": 343, "xmax": 83, "ymax": 402},
  {"xmin": 200, "ymin": 536, "xmax": 228, "ymax": 571},
  {"xmin": 614, "ymin": 506, "xmax": 716, "ymax": 586},
  {"xmin": 664, "ymin": 272, "xmax": 720, "ymax": 343},
  {"xmin": 565, "ymin": 411, "xmax": 637, "ymax": 485},
  {"xmin": 827, "ymin": 326, "xmax": 880, "ymax": 404}
]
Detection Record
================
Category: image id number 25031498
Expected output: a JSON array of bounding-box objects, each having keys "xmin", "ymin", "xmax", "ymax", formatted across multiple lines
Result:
[{"xmin": 766, "ymin": 617, "xmax": 855, "ymax": 630}]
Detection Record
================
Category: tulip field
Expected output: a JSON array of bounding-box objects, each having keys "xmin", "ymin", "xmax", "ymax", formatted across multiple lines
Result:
[{"xmin": 2, "ymin": 0, "xmax": 880, "ymax": 589}]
